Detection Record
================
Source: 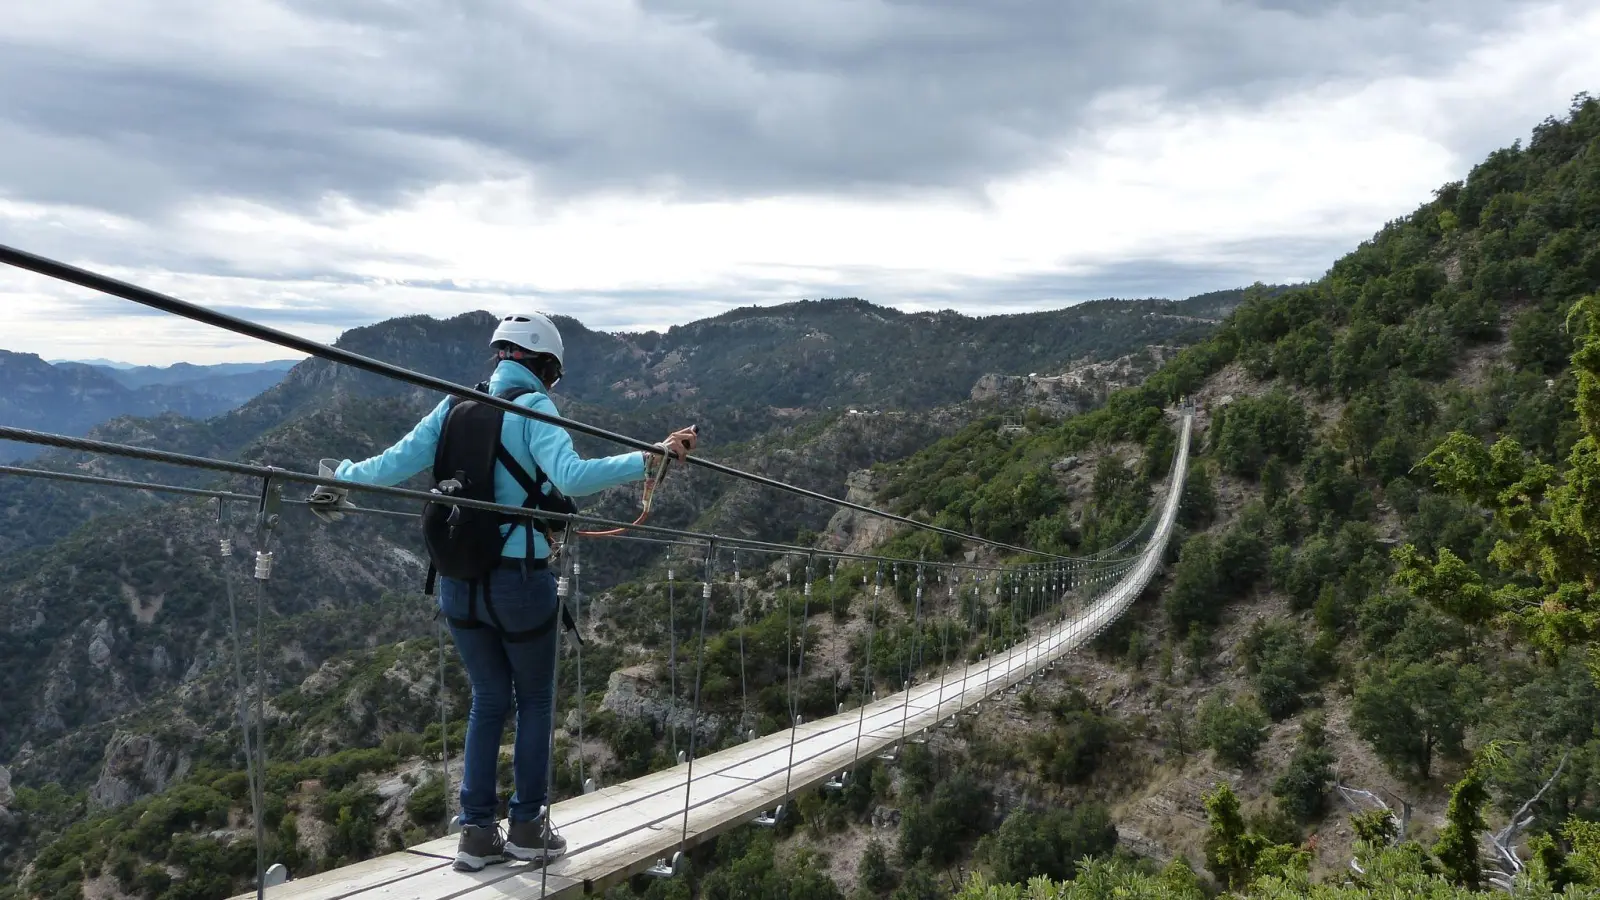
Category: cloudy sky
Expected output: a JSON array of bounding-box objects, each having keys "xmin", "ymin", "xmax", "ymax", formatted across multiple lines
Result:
[{"xmin": 2, "ymin": 0, "xmax": 1597, "ymax": 364}]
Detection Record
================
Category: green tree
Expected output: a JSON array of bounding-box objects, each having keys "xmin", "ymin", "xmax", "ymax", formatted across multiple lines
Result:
[
  {"xmin": 1352, "ymin": 660, "xmax": 1480, "ymax": 780},
  {"xmin": 1027, "ymin": 693, "xmax": 1114, "ymax": 785},
  {"xmin": 856, "ymin": 838, "xmax": 897, "ymax": 896},
  {"xmin": 1211, "ymin": 390, "xmax": 1313, "ymax": 478},
  {"xmin": 898, "ymin": 768, "xmax": 993, "ymax": 867},
  {"xmin": 1272, "ymin": 713, "xmax": 1336, "ymax": 822},
  {"xmin": 1199, "ymin": 692, "xmax": 1269, "ymax": 769},
  {"xmin": 1203, "ymin": 783, "xmax": 1271, "ymax": 890},
  {"xmin": 1240, "ymin": 619, "xmax": 1318, "ymax": 719},
  {"xmin": 1415, "ymin": 293, "xmax": 1600, "ymax": 661},
  {"xmin": 978, "ymin": 804, "xmax": 1117, "ymax": 885},
  {"xmin": 1434, "ymin": 748, "xmax": 1500, "ymax": 890},
  {"xmin": 889, "ymin": 857, "xmax": 944, "ymax": 900}
]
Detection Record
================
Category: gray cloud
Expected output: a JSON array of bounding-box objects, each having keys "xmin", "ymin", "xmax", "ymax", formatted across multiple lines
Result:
[{"xmin": 0, "ymin": 0, "xmax": 1545, "ymax": 220}]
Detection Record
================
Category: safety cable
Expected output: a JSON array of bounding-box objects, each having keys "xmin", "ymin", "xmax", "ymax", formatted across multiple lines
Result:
[
  {"xmin": 0, "ymin": 428, "xmax": 1131, "ymax": 571},
  {"xmin": 0, "ymin": 241, "xmax": 1079, "ymax": 562}
]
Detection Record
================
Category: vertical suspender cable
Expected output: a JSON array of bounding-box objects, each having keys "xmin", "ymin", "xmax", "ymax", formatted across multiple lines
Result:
[
  {"xmin": 898, "ymin": 563, "xmax": 924, "ymax": 747},
  {"xmin": 735, "ymin": 551, "xmax": 748, "ymax": 735},
  {"xmin": 961, "ymin": 576, "xmax": 978, "ymax": 713},
  {"xmin": 932, "ymin": 571, "xmax": 948, "ymax": 724},
  {"xmin": 215, "ymin": 500, "xmax": 265, "ymax": 891},
  {"xmin": 853, "ymin": 563, "xmax": 881, "ymax": 766},
  {"xmin": 248, "ymin": 476, "xmax": 280, "ymax": 900},
  {"xmin": 678, "ymin": 542, "xmax": 716, "ymax": 853},
  {"xmin": 781, "ymin": 555, "xmax": 813, "ymax": 801},
  {"xmin": 667, "ymin": 566, "xmax": 678, "ymax": 760},
  {"xmin": 437, "ymin": 614, "xmax": 453, "ymax": 831},
  {"xmin": 783, "ymin": 565, "xmax": 794, "ymax": 727},
  {"xmin": 572, "ymin": 538, "xmax": 586, "ymax": 792},
  {"xmin": 541, "ymin": 523, "xmax": 574, "ymax": 900}
]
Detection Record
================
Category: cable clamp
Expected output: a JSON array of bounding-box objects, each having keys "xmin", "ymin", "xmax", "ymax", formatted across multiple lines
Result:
[{"xmin": 254, "ymin": 551, "xmax": 274, "ymax": 581}]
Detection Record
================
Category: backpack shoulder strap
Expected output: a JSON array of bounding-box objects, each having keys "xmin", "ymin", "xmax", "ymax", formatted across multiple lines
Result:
[
  {"xmin": 495, "ymin": 443, "xmax": 545, "ymax": 503},
  {"xmin": 492, "ymin": 386, "xmax": 548, "ymax": 503}
]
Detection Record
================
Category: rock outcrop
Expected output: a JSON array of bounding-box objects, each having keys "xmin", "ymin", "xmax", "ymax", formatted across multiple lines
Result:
[
  {"xmin": 88, "ymin": 731, "xmax": 196, "ymax": 810},
  {"xmin": 824, "ymin": 470, "xmax": 902, "ymax": 555},
  {"xmin": 969, "ymin": 345, "xmax": 1182, "ymax": 416},
  {"xmin": 600, "ymin": 665, "xmax": 724, "ymax": 743}
]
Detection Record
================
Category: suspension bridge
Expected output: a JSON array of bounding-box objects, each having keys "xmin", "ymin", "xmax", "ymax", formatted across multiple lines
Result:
[{"xmin": 0, "ymin": 244, "xmax": 1196, "ymax": 900}]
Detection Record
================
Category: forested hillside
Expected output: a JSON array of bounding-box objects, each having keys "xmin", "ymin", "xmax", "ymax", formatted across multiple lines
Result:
[{"xmin": 788, "ymin": 91, "xmax": 1600, "ymax": 897}]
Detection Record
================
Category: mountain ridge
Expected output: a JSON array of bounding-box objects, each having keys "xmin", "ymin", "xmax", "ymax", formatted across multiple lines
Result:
[{"xmin": 0, "ymin": 352, "xmax": 297, "ymax": 463}]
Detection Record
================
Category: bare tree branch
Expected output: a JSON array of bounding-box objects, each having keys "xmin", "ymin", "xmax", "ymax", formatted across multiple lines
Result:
[
  {"xmin": 1337, "ymin": 780, "xmax": 1412, "ymax": 876},
  {"xmin": 1486, "ymin": 749, "xmax": 1572, "ymax": 884}
]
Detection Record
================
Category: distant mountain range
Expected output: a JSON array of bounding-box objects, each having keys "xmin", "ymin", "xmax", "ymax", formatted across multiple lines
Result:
[
  {"xmin": 0, "ymin": 356, "xmax": 298, "ymax": 461},
  {"xmin": 53, "ymin": 358, "xmax": 299, "ymax": 386}
]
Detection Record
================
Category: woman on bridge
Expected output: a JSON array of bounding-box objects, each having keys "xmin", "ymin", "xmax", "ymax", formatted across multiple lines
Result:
[{"xmin": 318, "ymin": 312, "xmax": 697, "ymax": 872}]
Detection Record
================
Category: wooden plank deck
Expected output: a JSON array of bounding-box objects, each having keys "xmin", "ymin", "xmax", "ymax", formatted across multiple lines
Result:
[{"xmin": 235, "ymin": 415, "xmax": 1191, "ymax": 900}]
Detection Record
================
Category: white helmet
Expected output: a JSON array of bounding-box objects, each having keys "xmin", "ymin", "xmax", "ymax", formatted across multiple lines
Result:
[{"xmin": 491, "ymin": 312, "xmax": 564, "ymax": 365}]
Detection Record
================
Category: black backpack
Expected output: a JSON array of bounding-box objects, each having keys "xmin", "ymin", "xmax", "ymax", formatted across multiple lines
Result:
[{"xmin": 420, "ymin": 382, "xmax": 578, "ymax": 592}]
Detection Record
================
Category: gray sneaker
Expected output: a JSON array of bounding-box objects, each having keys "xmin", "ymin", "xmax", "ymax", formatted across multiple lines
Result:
[
  {"xmin": 505, "ymin": 816, "xmax": 567, "ymax": 864},
  {"xmin": 453, "ymin": 823, "xmax": 506, "ymax": 872}
]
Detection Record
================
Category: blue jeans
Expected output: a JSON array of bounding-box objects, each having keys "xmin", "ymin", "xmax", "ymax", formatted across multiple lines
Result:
[{"xmin": 439, "ymin": 565, "xmax": 559, "ymax": 826}]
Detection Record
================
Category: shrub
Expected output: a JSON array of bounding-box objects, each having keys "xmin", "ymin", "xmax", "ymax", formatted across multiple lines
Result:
[{"xmin": 1200, "ymin": 692, "xmax": 1269, "ymax": 768}]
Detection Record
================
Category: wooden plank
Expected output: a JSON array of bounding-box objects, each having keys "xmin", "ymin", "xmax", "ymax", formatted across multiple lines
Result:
[
  {"xmin": 240, "ymin": 852, "xmax": 452, "ymax": 900},
  {"xmin": 373, "ymin": 861, "xmax": 582, "ymax": 900}
]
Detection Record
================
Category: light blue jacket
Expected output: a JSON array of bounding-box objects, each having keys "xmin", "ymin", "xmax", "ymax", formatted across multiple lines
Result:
[{"xmin": 333, "ymin": 360, "xmax": 648, "ymax": 559}]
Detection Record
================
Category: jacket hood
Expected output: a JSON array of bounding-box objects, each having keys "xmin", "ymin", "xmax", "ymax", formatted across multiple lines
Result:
[{"xmin": 487, "ymin": 359, "xmax": 547, "ymax": 396}]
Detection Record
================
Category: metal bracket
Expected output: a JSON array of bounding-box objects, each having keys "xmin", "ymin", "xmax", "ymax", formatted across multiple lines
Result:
[
  {"xmin": 754, "ymin": 803, "xmax": 785, "ymax": 828},
  {"xmin": 262, "ymin": 863, "xmax": 289, "ymax": 888},
  {"xmin": 255, "ymin": 472, "xmax": 282, "ymax": 540},
  {"xmin": 646, "ymin": 851, "xmax": 684, "ymax": 878},
  {"xmin": 254, "ymin": 474, "xmax": 282, "ymax": 580},
  {"xmin": 216, "ymin": 496, "xmax": 235, "ymax": 558}
]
